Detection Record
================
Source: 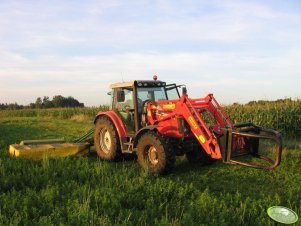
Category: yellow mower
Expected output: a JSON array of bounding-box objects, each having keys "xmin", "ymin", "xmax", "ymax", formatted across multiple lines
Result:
[{"xmin": 9, "ymin": 129, "xmax": 93, "ymax": 160}]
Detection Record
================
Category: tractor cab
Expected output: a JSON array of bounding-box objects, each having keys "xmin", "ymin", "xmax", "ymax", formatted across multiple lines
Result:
[{"xmin": 109, "ymin": 77, "xmax": 181, "ymax": 134}]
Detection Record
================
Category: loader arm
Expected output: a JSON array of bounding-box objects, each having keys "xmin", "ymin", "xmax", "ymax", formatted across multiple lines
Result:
[
  {"xmin": 146, "ymin": 93, "xmax": 282, "ymax": 170},
  {"xmin": 180, "ymin": 94, "xmax": 282, "ymax": 170},
  {"xmin": 174, "ymin": 95, "xmax": 224, "ymax": 159},
  {"xmin": 176, "ymin": 94, "xmax": 282, "ymax": 170}
]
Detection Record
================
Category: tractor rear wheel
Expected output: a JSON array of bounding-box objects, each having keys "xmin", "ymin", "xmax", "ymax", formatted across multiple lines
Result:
[
  {"xmin": 94, "ymin": 117, "xmax": 121, "ymax": 161},
  {"xmin": 186, "ymin": 146, "xmax": 214, "ymax": 165},
  {"xmin": 137, "ymin": 131, "xmax": 175, "ymax": 174}
]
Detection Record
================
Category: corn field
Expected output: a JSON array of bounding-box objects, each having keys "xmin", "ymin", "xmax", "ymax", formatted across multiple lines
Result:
[
  {"xmin": 0, "ymin": 100, "xmax": 300, "ymax": 136},
  {"xmin": 225, "ymin": 100, "xmax": 301, "ymax": 136}
]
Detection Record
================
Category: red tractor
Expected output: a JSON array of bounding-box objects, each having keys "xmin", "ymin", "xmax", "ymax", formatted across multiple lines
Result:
[{"xmin": 94, "ymin": 76, "xmax": 282, "ymax": 174}]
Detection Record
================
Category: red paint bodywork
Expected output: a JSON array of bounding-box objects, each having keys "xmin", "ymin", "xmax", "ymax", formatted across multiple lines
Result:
[
  {"xmin": 146, "ymin": 94, "xmax": 233, "ymax": 159},
  {"xmin": 95, "ymin": 111, "xmax": 127, "ymax": 139},
  {"xmin": 95, "ymin": 94, "xmax": 234, "ymax": 160}
]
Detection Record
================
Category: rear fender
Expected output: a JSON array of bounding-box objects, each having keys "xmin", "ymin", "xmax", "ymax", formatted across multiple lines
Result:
[{"xmin": 94, "ymin": 111, "xmax": 127, "ymax": 140}]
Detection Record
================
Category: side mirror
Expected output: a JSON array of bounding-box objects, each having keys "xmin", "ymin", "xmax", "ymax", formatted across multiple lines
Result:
[
  {"xmin": 107, "ymin": 91, "xmax": 112, "ymax": 96},
  {"xmin": 117, "ymin": 90, "xmax": 125, "ymax": 102},
  {"xmin": 182, "ymin": 86, "xmax": 187, "ymax": 96}
]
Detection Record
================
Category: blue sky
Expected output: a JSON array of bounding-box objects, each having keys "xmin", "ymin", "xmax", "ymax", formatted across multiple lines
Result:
[{"xmin": 0, "ymin": 0, "xmax": 300, "ymax": 106}]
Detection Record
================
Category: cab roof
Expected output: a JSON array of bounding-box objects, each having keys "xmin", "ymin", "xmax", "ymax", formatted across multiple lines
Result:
[{"xmin": 110, "ymin": 80, "xmax": 166, "ymax": 89}]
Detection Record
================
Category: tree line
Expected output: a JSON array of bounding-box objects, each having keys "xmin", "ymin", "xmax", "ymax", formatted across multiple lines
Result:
[{"xmin": 0, "ymin": 95, "xmax": 84, "ymax": 110}]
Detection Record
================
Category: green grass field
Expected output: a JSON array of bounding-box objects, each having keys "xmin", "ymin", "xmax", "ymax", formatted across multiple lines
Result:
[{"xmin": 0, "ymin": 112, "xmax": 300, "ymax": 225}]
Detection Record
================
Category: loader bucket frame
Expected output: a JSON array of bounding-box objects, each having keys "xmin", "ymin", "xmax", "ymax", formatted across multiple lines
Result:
[{"xmin": 219, "ymin": 122, "xmax": 282, "ymax": 170}]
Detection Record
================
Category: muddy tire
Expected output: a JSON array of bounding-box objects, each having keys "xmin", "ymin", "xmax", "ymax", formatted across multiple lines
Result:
[
  {"xmin": 94, "ymin": 117, "xmax": 121, "ymax": 161},
  {"xmin": 186, "ymin": 146, "xmax": 214, "ymax": 165},
  {"xmin": 137, "ymin": 131, "xmax": 175, "ymax": 174}
]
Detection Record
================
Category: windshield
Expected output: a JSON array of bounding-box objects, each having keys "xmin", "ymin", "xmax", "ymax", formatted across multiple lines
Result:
[
  {"xmin": 137, "ymin": 87, "xmax": 167, "ymax": 102},
  {"xmin": 137, "ymin": 85, "xmax": 180, "ymax": 102}
]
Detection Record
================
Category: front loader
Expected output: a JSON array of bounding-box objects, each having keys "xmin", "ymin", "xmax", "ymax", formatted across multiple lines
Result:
[{"xmin": 94, "ymin": 76, "xmax": 282, "ymax": 174}]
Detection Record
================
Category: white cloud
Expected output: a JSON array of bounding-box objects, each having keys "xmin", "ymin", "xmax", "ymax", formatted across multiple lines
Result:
[
  {"xmin": 1, "ymin": 47, "xmax": 300, "ymax": 105},
  {"xmin": 0, "ymin": 0, "xmax": 300, "ymax": 105}
]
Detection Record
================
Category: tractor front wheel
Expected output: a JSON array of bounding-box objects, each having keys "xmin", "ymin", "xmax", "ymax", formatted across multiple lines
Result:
[
  {"xmin": 137, "ymin": 132, "xmax": 175, "ymax": 174},
  {"xmin": 94, "ymin": 117, "xmax": 121, "ymax": 161}
]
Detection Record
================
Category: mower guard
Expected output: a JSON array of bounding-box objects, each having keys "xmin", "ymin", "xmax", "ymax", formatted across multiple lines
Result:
[{"xmin": 219, "ymin": 122, "xmax": 282, "ymax": 170}]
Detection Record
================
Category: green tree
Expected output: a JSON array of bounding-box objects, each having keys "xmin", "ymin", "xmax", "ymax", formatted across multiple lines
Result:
[
  {"xmin": 52, "ymin": 95, "xmax": 65, "ymax": 107},
  {"xmin": 35, "ymin": 97, "xmax": 42, "ymax": 108},
  {"xmin": 42, "ymin": 96, "xmax": 53, "ymax": 108}
]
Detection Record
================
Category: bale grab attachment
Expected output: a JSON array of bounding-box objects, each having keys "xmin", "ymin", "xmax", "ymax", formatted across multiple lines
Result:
[{"xmin": 219, "ymin": 122, "xmax": 282, "ymax": 170}]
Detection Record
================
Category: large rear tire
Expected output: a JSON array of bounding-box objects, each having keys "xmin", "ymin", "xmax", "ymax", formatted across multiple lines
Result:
[
  {"xmin": 137, "ymin": 131, "xmax": 175, "ymax": 174},
  {"xmin": 94, "ymin": 117, "xmax": 121, "ymax": 161}
]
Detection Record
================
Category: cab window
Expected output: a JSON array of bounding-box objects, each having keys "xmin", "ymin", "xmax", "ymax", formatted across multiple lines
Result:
[
  {"xmin": 114, "ymin": 88, "xmax": 133, "ymax": 111},
  {"xmin": 165, "ymin": 85, "xmax": 180, "ymax": 100}
]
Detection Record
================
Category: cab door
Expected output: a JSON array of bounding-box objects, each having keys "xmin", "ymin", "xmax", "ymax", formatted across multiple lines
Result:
[{"xmin": 113, "ymin": 87, "xmax": 135, "ymax": 134}]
